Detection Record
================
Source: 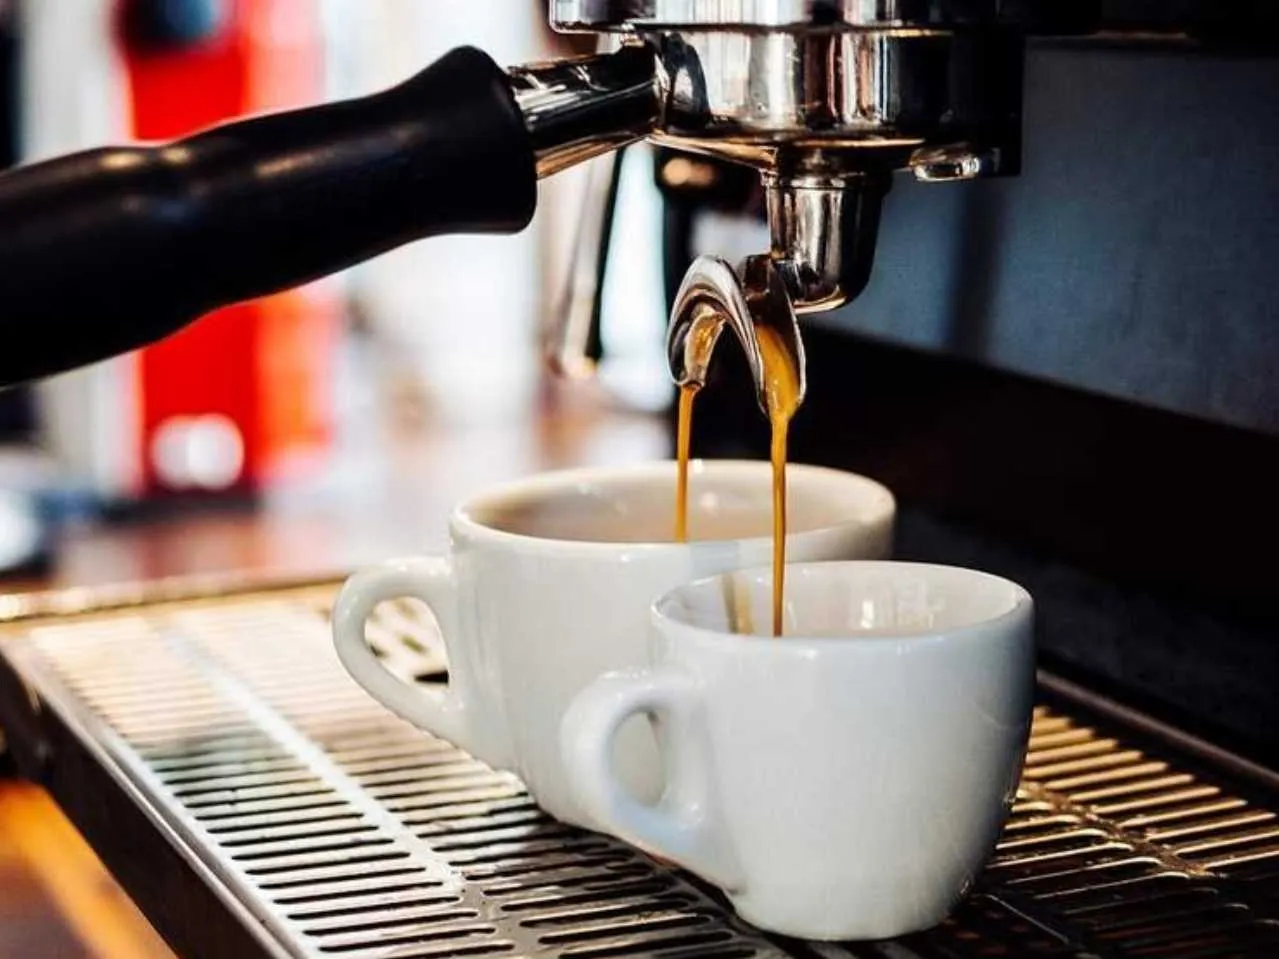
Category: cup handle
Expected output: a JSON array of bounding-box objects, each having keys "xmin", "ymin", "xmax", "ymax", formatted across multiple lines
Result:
[
  {"xmin": 332, "ymin": 557, "xmax": 474, "ymax": 754},
  {"xmin": 561, "ymin": 669, "xmax": 743, "ymax": 892}
]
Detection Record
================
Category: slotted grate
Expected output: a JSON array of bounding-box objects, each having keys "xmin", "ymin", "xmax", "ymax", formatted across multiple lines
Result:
[{"xmin": 0, "ymin": 580, "xmax": 1277, "ymax": 959}]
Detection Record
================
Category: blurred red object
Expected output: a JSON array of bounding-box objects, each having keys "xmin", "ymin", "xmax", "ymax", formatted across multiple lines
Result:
[{"xmin": 118, "ymin": 0, "xmax": 339, "ymax": 499}]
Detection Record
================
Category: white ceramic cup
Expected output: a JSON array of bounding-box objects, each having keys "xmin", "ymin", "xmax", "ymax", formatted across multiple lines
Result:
[
  {"xmin": 331, "ymin": 459, "xmax": 894, "ymax": 829},
  {"xmin": 560, "ymin": 560, "xmax": 1035, "ymax": 941}
]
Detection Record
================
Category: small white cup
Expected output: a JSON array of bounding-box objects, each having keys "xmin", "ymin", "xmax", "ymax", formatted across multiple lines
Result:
[
  {"xmin": 560, "ymin": 560, "xmax": 1035, "ymax": 941},
  {"xmin": 331, "ymin": 460, "xmax": 895, "ymax": 829}
]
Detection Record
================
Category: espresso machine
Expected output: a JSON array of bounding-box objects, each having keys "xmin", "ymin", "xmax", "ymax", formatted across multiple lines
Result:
[
  {"xmin": 0, "ymin": 0, "xmax": 1090, "ymax": 384},
  {"xmin": 1, "ymin": 3, "xmax": 1279, "ymax": 957}
]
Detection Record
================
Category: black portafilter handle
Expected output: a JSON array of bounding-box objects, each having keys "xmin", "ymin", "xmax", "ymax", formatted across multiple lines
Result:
[{"xmin": 0, "ymin": 45, "xmax": 537, "ymax": 388}]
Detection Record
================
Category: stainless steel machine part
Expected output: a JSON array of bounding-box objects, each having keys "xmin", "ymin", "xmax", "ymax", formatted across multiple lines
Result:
[
  {"xmin": 2, "ymin": 576, "xmax": 1279, "ymax": 959},
  {"xmin": 764, "ymin": 173, "xmax": 892, "ymax": 315},
  {"xmin": 509, "ymin": 44, "xmax": 660, "ymax": 178},
  {"xmin": 544, "ymin": 150, "xmax": 624, "ymax": 379}
]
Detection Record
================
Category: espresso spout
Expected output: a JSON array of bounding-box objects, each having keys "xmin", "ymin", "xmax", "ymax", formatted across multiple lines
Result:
[{"xmin": 666, "ymin": 254, "xmax": 805, "ymax": 418}]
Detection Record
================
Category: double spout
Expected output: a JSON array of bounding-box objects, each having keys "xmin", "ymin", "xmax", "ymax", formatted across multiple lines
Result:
[{"xmin": 665, "ymin": 254, "xmax": 806, "ymax": 419}]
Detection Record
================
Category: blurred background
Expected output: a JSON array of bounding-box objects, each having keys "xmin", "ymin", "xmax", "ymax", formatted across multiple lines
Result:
[{"xmin": 0, "ymin": 0, "xmax": 677, "ymax": 590}]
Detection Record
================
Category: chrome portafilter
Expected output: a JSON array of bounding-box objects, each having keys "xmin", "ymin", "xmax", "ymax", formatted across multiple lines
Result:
[{"xmin": 0, "ymin": 1, "xmax": 1078, "ymax": 388}]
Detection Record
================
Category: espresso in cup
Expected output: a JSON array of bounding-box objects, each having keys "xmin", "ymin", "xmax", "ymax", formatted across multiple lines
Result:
[
  {"xmin": 332, "ymin": 460, "xmax": 894, "ymax": 830},
  {"xmin": 482, "ymin": 464, "xmax": 867, "ymax": 544}
]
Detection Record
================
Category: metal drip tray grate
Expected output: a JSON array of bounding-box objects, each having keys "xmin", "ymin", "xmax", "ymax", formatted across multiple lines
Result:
[{"xmin": 1, "ymin": 580, "xmax": 1278, "ymax": 959}]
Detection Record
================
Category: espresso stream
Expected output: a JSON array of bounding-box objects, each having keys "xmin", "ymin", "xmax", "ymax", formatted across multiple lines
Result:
[
  {"xmin": 674, "ymin": 323, "xmax": 803, "ymax": 637},
  {"xmin": 674, "ymin": 384, "xmax": 698, "ymax": 544}
]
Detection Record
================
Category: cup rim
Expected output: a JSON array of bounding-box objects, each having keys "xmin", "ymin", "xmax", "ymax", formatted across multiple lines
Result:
[
  {"xmin": 652, "ymin": 560, "xmax": 1034, "ymax": 647},
  {"xmin": 449, "ymin": 459, "xmax": 895, "ymax": 556}
]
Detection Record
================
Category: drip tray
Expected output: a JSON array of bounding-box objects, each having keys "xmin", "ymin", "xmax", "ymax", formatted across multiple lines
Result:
[{"xmin": 1, "ymin": 578, "xmax": 1278, "ymax": 959}]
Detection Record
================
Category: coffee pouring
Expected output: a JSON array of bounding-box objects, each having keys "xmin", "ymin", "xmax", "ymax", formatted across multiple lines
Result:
[
  {"xmin": 667, "ymin": 254, "xmax": 806, "ymax": 634},
  {"xmin": 0, "ymin": 2, "xmax": 1088, "ymax": 642}
]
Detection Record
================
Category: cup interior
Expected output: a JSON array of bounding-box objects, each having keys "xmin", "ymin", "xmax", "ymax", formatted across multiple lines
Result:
[
  {"xmin": 460, "ymin": 460, "xmax": 893, "ymax": 546},
  {"xmin": 658, "ymin": 561, "xmax": 1030, "ymax": 639}
]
